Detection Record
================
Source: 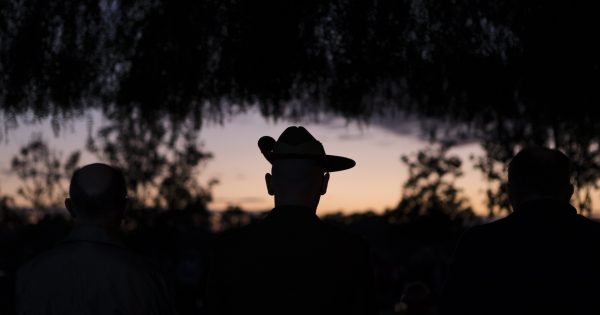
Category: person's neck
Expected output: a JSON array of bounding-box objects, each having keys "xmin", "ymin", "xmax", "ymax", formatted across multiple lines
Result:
[
  {"xmin": 73, "ymin": 218, "xmax": 121, "ymax": 232},
  {"xmin": 512, "ymin": 195, "xmax": 571, "ymax": 212},
  {"xmin": 274, "ymin": 201, "xmax": 317, "ymax": 213}
]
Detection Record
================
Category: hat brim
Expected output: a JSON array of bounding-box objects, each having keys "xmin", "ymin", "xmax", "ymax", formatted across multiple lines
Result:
[{"xmin": 265, "ymin": 153, "xmax": 356, "ymax": 172}]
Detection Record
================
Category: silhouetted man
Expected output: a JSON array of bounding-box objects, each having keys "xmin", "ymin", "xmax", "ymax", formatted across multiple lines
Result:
[
  {"xmin": 206, "ymin": 126, "xmax": 375, "ymax": 315},
  {"xmin": 17, "ymin": 163, "xmax": 175, "ymax": 315},
  {"xmin": 443, "ymin": 147, "xmax": 600, "ymax": 315}
]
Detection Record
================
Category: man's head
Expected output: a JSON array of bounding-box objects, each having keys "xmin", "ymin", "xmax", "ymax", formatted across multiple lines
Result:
[
  {"xmin": 508, "ymin": 147, "xmax": 573, "ymax": 210},
  {"xmin": 65, "ymin": 163, "xmax": 127, "ymax": 227},
  {"xmin": 259, "ymin": 126, "xmax": 354, "ymax": 211}
]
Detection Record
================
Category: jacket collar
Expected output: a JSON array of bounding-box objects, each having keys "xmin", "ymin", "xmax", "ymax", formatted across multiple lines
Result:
[
  {"xmin": 512, "ymin": 198, "xmax": 577, "ymax": 217},
  {"xmin": 264, "ymin": 205, "xmax": 320, "ymax": 225},
  {"xmin": 64, "ymin": 224, "xmax": 126, "ymax": 248}
]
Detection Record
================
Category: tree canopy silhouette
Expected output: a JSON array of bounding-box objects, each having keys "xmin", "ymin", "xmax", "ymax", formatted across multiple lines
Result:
[
  {"xmin": 2, "ymin": 1, "xmax": 599, "ymax": 121},
  {"xmin": 86, "ymin": 111, "xmax": 216, "ymax": 211},
  {"xmin": 391, "ymin": 144, "xmax": 475, "ymax": 221},
  {"xmin": 2, "ymin": 1, "xmax": 600, "ymax": 213}
]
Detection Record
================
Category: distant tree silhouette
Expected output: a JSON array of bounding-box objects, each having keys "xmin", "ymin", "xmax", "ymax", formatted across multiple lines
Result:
[
  {"xmin": 0, "ymin": 190, "xmax": 16, "ymax": 225},
  {"xmin": 471, "ymin": 140, "xmax": 513, "ymax": 217},
  {"xmin": 0, "ymin": 188, "xmax": 18, "ymax": 315},
  {"xmin": 215, "ymin": 205, "xmax": 264, "ymax": 232},
  {"xmin": 10, "ymin": 134, "xmax": 80, "ymax": 210},
  {"xmin": 86, "ymin": 112, "xmax": 216, "ymax": 211},
  {"xmin": 390, "ymin": 144, "xmax": 474, "ymax": 223},
  {"xmin": 0, "ymin": 192, "xmax": 12, "ymax": 211}
]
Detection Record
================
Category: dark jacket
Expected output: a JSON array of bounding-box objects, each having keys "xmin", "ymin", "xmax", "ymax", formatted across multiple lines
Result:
[
  {"xmin": 443, "ymin": 199, "xmax": 600, "ymax": 315},
  {"xmin": 17, "ymin": 225, "xmax": 175, "ymax": 315},
  {"xmin": 205, "ymin": 205, "xmax": 376, "ymax": 315}
]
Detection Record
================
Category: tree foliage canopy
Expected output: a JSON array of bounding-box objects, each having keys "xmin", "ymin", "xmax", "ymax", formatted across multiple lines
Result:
[
  {"xmin": 2, "ymin": 1, "xmax": 599, "ymax": 122},
  {"xmin": 2, "ymin": 1, "xmax": 600, "ymax": 214}
]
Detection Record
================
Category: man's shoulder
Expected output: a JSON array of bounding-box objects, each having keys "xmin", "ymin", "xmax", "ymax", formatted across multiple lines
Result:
[
  {"xmin": 18, "ymin": 242, "xmax": 81, "ymax": 273},
  {"xmin": 455, "ymin": 217, "xmax": 513, "ymax": 249},
  {"xmin": 318, "ymin": 220, "xmax": 368, "ymax": 247},
  {"xmin": 215, "ymin": 222, "xmax": 260, "ymax": 245},
  {"xmin": 213, "ymin": 218, "xmax": 368, "ymax": 253},
  {"xmin": 574, "ymin": 213, "xmax": 600, "ymax": 226},
  {"xmin": 19, "ymin": 239, "xmax": 158, "ymax": 279},
  {"xmin": 465, "ymin": 216, "xmax": 512, "ymax": 235},
  {"xmin": 460, "ymin": 210, "xmax": 600, "ymax": 245},
  {"xmin": 17, "ymin": 242, "xmax": 174, "ymax": 314},
  {"xmin": 572, "ymin": 214, "xmax": 600, "ymax": 237}
]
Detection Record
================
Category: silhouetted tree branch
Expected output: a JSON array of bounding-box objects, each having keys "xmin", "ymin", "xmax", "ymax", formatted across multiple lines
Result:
[
  {"xmin": 86, "ymin": 111, "xmax": 216, "ymax": 211},
  {"xmin": 10, "ymin": 134, "xmax": 80, "ymax": 210},
  {"xmin": 391, "ymin": 144, "xmax": 474, "ymax": 223}
]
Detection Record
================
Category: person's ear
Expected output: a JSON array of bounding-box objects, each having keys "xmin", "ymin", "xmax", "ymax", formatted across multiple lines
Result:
[
  {"xmin": 320, "ymin": 173, "xmax": 330, "ymax": 195},
  {"xmin": 65, "ymin": 198, "xmax": 77, "ymax": 218},
  {"xmin": 265, "ymin": 173, "xmax": 274, "ymax": 196}
]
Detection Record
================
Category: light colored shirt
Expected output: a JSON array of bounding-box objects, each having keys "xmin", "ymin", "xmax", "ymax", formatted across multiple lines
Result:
[{"xmin": 16, "ymin": 225, "xmax": 176, "ymax": 315}]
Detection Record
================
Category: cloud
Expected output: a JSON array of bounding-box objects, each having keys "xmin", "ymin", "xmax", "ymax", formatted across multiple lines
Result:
[{"xmin": 338, "ymin": 133, "xmax": 370, "ymax": 141}]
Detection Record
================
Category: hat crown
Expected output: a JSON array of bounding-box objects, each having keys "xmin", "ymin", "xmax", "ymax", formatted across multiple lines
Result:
[{"xmin": 274, "ymin": 126, "xmax": 325, "ymax": 156}]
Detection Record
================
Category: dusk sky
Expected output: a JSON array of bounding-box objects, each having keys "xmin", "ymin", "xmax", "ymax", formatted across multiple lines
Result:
[
  {"xmin": 1, "ymin": 109, "xmax": 506, "ymax": 216},
  {"xmin": 2, "ymin": 109, "xmax": 599, "ymax": 216}
]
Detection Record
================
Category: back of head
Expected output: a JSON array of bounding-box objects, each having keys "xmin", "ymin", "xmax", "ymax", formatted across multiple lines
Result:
[
  {"xmin": 269, "ymin": 159, "xmax": 328, "ymax": 209},
  {"xmin": 508, "ymin": 147, "xmax": 572, "ymax": 207},
  {"xmin": 68, "ymin": 163, "xmax": 127, "ymax": 223},
  {"xmin": 271, "ymin": 159, "xmax": 325, "ymax": 189}
]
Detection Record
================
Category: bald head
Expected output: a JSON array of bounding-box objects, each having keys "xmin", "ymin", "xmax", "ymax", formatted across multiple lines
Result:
[
  {"xmin": 67, "ymin": 163, "xmax": 127, "ymax": 224},
  {"xmin": 508, "ymin": 147, "xmax": 573, "ymax": 209}
]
